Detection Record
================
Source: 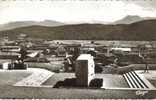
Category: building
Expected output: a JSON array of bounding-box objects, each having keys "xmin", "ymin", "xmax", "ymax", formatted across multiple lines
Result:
[
  {"xmin": 0, "ymin": 52, "xmax": 20, "ymax": 59},
  {"xmin": 55, "ymin": 45, "xmax": 66, "ymax": 57},
  {"xmin": 75, "ymin": 54, "xmax": 95, "ymax": 87},
  {"xmin": 0, "ymin": 46, "xmax": 20, "ymax": 52}
]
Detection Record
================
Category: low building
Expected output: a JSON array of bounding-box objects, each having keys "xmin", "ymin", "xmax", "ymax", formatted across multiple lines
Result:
[
  {"xmin": 55, "ymin": 45, "xmax": 66, "ymax": 57},
  {"xmin": 75, "ymin": 54, "xmax": 95, "ymax": 87},
  {"xmin": 0, "ymin": 52, "xmax": 20, "ymax": 59},
  {"xmin": 0, "ymin": 46, "xmax": 20, "ymax": 52}
]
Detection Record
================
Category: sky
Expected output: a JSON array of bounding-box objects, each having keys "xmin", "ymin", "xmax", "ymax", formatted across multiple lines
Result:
[{"xmin": 0, "ymin": 0, "xmax": 156, "ymax": 24}]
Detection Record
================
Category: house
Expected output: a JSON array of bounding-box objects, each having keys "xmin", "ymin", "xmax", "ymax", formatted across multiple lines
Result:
[
  {"xmin": 55, "ymin": 45, "xmax": 66, "ymax": 57},
  {"xmin": 0, "ymin": 46, "xmax": 20, "ymax": 52},
  {"xmin": 0, "ymin": 52, "xmax": 20, "ymax": 59}
]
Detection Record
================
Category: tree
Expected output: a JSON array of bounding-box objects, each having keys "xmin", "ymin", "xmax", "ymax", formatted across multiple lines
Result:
[{"xmin": 19, "ymin": 46, "xmax": 27, "ymax": 62}]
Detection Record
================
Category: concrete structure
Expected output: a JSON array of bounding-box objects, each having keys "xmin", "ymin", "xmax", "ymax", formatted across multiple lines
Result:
[
  {"xmin": 75, "ymin": 54, "xmax": 95, "ymax": 87},
  {"xmin": 123, "ymin": 71, "xmax": 155, "ymax": 89},
  {"xmin": 2, "ymin": 62, "xmax": 10, "ymax": 70},
  {"xmin": 111, "ymin": 47, "xmax": 131, "ymax": 52}
]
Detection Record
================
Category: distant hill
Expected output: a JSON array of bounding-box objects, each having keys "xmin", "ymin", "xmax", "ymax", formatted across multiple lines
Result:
[
  {"xmin": 113, "ymin": 15, "xmax": 156, "ymax": 25},
  {"xmin": 113, "ymin": 15, "xmax": 144, "ymax": 24},
  {"xmin": 0, "ymin": 20, "xmax": 65, "ymax": 31},
  {"xmin": 1, "ymin": 20, "xmax": 156, "ymax": 40}
]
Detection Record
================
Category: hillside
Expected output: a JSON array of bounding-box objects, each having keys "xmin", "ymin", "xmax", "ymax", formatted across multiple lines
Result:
[
  {"xmin": 0, "ymin": 20, "xmax": 65, "ymax": 31},
  {"xmin": 0, "ymin": 20, "xmax": 156, "ymax": 40}
]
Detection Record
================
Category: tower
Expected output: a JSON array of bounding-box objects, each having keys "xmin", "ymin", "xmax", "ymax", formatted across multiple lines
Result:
[{"xmin": 75, "ymin": 54, "xmax": 95, "ymax": 87}]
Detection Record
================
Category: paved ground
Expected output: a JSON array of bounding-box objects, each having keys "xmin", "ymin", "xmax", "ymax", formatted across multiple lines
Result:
[
  {"xmin": 0, "ymin": 68, "xmax": 128, "ymax": 88},
  {"xmin": 96, "ymin": 74, "xmax": 128, "ymax": 88},
  {"xmin": 43, "ymin": 73, "xmax": 75, "ymax": 86},
  {"xmin": 136, "ymin": 70, "xmax": 156, "ymax": 88},
  {"xmin": 0, "ymin": 68, "xmax": 54, "ymax": 87},
  {"xmin": 0, "ymin": 68, "xmax": 156, "ymax": 99},
  {"xmin": 43, "ymin": 73, "xmax": 128, "ymax": 88},
  {"xmin": 0, "ymin": 69, "xmax": 32, "ymax": 85},
  {"xmin": 14, "ymin": 68, "xmax": 54, "ymax": 87}
]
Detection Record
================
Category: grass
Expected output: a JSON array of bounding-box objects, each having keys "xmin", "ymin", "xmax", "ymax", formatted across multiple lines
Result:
[
  {"xmin": 26, "ymin": 62, "xmax": 64, "ymax": 72},
  {"xmin": 0, "ymin": 86, "xmax": 156, "ymax": 99},
  {"xmin": 102, "ymin": 64, "xmax": 156, "ymax": 74}
]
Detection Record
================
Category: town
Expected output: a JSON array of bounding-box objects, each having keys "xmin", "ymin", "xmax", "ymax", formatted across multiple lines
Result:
[{"xmin": 0, "ymin": 33, "xmax": 156, "ymax": 99}]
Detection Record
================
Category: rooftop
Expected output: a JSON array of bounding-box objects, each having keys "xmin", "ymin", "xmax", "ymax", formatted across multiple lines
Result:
[{"xmin": 77, "ymin": 54, "xmax": 93, "ymax": 60}]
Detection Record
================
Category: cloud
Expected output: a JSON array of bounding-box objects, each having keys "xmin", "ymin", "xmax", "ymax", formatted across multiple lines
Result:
[
  {"xmin": 0, "ymin": 0, "xmax": 155, "ymax": 24},
  {"xmin": 124, "ymin": 0, "xmax": 156, "ymax": 9}
]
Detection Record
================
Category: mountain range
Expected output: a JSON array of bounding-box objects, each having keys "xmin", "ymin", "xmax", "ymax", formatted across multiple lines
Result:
[
  {"xmin": 113, "ymin": 15, "xmax": 144, "ymax": 24},
  {"xmin": 113, "ymin": 15, "xmax": 156, "ymax": 24},
  {"xmin": 0, "ymin": 15, "xmax": 156, "ymax": 31},
  {"xmin": 0, "ymin": 20, "xmax": 65, "ymax": 31},
  {"xmin": 1, "ymin": 19, "xmax": 156, "ymax": 40}
]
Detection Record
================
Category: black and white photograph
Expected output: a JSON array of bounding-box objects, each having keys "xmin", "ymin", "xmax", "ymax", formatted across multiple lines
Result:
[{"xmin": 0, "ymin": 0, "xmax": 156, "ymax": 99}]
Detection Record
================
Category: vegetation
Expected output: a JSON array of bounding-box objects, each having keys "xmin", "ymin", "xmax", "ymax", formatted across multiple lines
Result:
[{"xmin": 1, "ymin": 20, "xmax": 156, "ymax": 40}]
